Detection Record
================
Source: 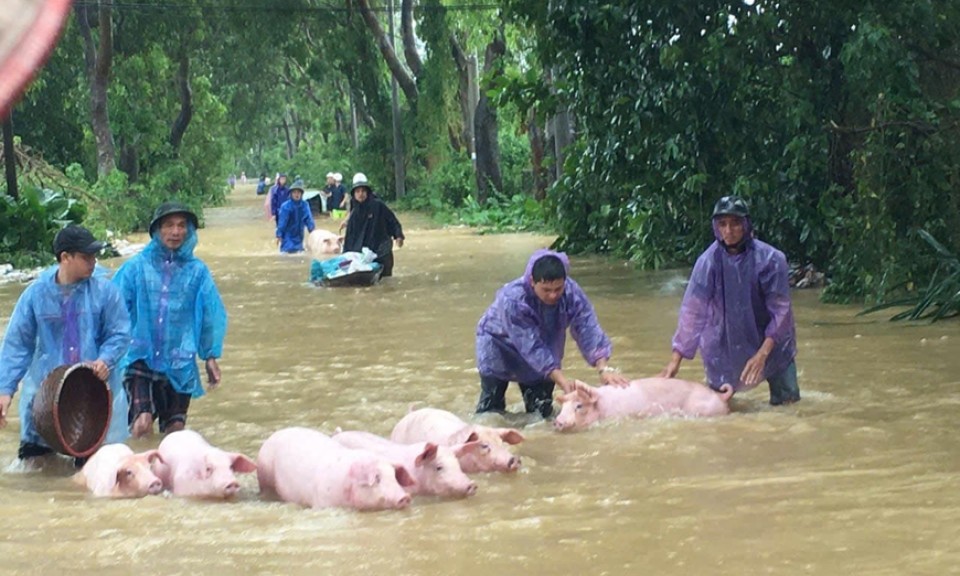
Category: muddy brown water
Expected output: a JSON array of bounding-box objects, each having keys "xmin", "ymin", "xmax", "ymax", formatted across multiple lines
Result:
[{"xmin": 0, "ymin": 186, "xmax": 958, "ymax": 575}]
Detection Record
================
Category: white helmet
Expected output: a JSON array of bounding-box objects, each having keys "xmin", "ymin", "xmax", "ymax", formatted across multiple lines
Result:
[{"xmin": 352, "ymin": 172, "xmax": 367, "ymax": 186}]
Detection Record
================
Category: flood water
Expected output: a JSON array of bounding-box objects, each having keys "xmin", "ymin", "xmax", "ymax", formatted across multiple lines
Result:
[{"xmin": 1, "ymin": 186, "xmax": 959, "ymax": 575}]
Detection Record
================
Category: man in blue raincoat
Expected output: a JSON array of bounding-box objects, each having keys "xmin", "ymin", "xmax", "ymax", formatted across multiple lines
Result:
[
  {"xmin": 276, "ymin": 179, "xmax": 316, "ymax": 253},
  {"xmin": 475, "ymin": 249, "xmax": 629, "ymax": 418},
  {"xmin": 660, "ymin": 196, "xmax": 800, "ymax": 405},
  {"xmin": 113, "ymin": 202, "xmax": 228, "ymax": 437},
  {"xmin": 0, "ymin": 225, "xmax": 131, "ymax": 465}
]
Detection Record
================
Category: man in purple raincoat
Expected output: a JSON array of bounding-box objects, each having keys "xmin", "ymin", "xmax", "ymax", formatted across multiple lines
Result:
[
  {"xmin": 476, "ymin": 249, "xmax": 629, "ymax": 418},
  {"xmin": 660, "ymin": 196, "xmax": 800, "ymax": 405}
]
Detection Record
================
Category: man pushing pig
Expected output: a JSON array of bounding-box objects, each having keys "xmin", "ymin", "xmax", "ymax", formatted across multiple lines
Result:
[
  {"xmin": 475, "ymin": 249, "xmax": 629, "ymax": 418},
  {"xmin": 659, "ymin": 196, "xmax": 800, "ymax": 405}
]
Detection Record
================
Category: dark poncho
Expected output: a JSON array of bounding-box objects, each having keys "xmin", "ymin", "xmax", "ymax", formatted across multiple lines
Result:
[{"xmin": 342, "ymin": 193, "xmax": 404, "ymax": 257}]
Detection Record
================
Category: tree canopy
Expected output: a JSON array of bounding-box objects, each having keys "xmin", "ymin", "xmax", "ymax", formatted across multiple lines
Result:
[{"xmin": 4, "ymin": 0, "xmax": 960, "ymax": 306}]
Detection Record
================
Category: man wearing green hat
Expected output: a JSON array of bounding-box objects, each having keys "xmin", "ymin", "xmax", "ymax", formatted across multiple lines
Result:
[{"xmin": 113, "ymin": 202, "xmax": 228, "ymax": 438}]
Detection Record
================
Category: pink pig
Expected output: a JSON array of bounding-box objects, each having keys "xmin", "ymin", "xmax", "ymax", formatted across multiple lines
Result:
[
  {"xmin": 554, "ymin": 378, "xmax": 735, "ymax": 432},
  {"xmin": 154, "ymin": 430, "xmax": 258, "ymax": 499},
  {"xmin": 74, "ymin": 444, "xmax": 164, "ymax": 498},
  {"xmin": 257, "ymin": 427, "xmax": 415, "ymax": 511},
  {"xmin": 390, "ymin": 408, "xmax": 524, "ymax": 474},
  {"xmin": 306, "ymin": 229, "xmax": 342, "ymax": 258},
  {"xmin": 333, "ymin": 430, "xmax": 477, "ymax": 499}
]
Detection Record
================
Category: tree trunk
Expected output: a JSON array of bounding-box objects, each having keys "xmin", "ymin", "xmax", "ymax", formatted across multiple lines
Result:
[
  {"xmin": 118, "ymin": 137, "xmax": 139, "ymax": 183},
  {"xmin": 401, "ymin": 0, "xmax": 423, "ymax": 78},
  {"xmin": 474, "ymin": 31, "xmax": 505, "ymax": 203},
  {"xmin": 169, "ymin": 50, "xmax": 193, "ymax": 153},
  {"xmin": 449, "ymin": 34, "xmax": 472, "ymax": 156},
  {"xmin": 355, "ymin": 0, "xmax": 419, "ymax": 103},
  {"xmin": 282, "ymin": 113, "xmax": 294, "ymax": 160},
  {"xmin": 75, "ymin": 1, "xmax": 116, "ymax": 176},
  {"xmin": 527, "ymin": 107, "xmax": 547, "ymax": 201},
  {"xmin": 3, "ymin": 114, "xmax": 17, "ymax": 200}
]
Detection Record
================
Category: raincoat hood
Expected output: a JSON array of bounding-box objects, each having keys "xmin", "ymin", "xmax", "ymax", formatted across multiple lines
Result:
[
  {"xmin": 146, "ymin": 220, "xmax": 199, "ymax": 264},
  {"xmin": 712, "ymin": 215, "xmax": 754, "ymax": 251},
  {"xmin": 522, "ymin": 249, "xmax": 570, "ymax": 289}
]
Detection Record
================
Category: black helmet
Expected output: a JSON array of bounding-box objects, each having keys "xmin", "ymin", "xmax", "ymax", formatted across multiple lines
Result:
[
  {"xmin": 149, "ymin": 201, "xmax": 199, "ymax": 235},
  {"xmin": 712, "ymin": 196, "xmax": 749, "ymax": 218}
]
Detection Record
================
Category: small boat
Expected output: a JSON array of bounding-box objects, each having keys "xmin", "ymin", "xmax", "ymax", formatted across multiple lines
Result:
[{"xmin": 319, "ymin": 268, "xmax": 382, "ymax": 288}]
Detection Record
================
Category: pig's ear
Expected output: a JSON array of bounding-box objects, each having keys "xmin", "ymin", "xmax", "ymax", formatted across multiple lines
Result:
[
  {"xmin": 454, "ymin": 430, "xmax": 481, "ymax": 445},
  {"xmin": 394, "ymin": 465, "xmax": 417, "ymax": 488},
  {"xmin": 415, "ymin": 443, "xmax": 439, "ymax": 466},
  {"xmin": 499, "ymin": 429, "xmax": 525, "ymax": 445},
  {"xmin": 584, "ymin": 385, "xmax": 601, "ymax": 404},
  {"xmin": 453, "ymin": 441, "xmax": 482, "ymax": 458},
  {"xmin": 115, "ymin": 467, "xmax": 133, "ymax": 489},
  {"xmin": 143, "ymin": 450, "xmax": 164, "ymax": 465},
  {"xmin": 231, "ymin": 453, "xmax": 258, "ymax": 474}
]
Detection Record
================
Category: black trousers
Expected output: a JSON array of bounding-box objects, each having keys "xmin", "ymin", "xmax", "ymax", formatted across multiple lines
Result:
[
  {"xmin": 377, "ymin": 252, "xmax": 395, "ymax": 277},
  {"xmin": 476, "ymin": 375, "xmax": 556, "ymax": 418}
]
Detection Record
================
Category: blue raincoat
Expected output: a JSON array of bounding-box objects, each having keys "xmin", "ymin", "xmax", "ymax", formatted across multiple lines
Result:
[
  {"xmin": 671, "ymin": 218, "xmax": 797, "ymax": 391},
  {"xmin": 476, "ymin": 249, "xmax": 613, "ymax": 382},
  {"xmin": 0, "ymin": 266, "xmax": 131, "ymax": 447},
  {"xmin": 276, "ymin": 197, "xmax": 316, "ymax": 253},
  {"xmin": 269, "ymin": 182, "xmax": 291, "ymax": 219},
  {"xmin": 112, "ymin": 223, "xmax": 227, "ymax": 398}
]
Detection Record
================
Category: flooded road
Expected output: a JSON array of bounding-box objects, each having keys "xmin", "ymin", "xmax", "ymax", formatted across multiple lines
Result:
[{"xmin": 1, "ymin": 187, "xmax": 959, "ymax": 575}]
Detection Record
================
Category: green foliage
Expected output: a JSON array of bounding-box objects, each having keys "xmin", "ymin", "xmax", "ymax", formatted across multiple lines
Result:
[
  {"xmin": 505, "ymin": 0, "xmax": 960, "ymax": 303},
  {"xmin": 859, "ymin": 230, "xmax": 960, "ymax": 321},
  {"xmin": 457, "ymin": 191, "xmax": 545, "ymax": 232},
  {"xmin": 0, "ymin": 186, "xmax": 85, "ymax": 268}
]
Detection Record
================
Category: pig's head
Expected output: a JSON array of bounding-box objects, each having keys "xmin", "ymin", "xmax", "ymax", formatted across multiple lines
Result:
[
  {"xmin": 344, "ymin": 458, "xmax": 414, "ymax": 510},
  {"xmin": 115, "ymin": 450, "xmax": 164, "ymax": 498},
  {"xmin": 554, "ymin": 384, "xmax": 602, "ymax": 432},
  {"xmin": 412, "ymin": 443, "xmax": 477, "ymax": 498},
  {"xmin": 192, "ymin": 450, "xmax": 258, "ymax": 499},
  {"xmin": 451, "ymin": 427, "xmax": 524, "ymax": 474}
]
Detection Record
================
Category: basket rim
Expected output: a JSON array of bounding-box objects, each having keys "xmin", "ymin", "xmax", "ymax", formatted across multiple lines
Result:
[{"xmin": 46, "ymin": 363, "xmax": 112, "ymax": 458}]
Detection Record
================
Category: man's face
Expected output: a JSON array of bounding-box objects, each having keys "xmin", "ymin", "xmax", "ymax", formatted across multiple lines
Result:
[
  {"xmin": 715, "ymin": 215, "xmax": 745, "ymax": 247},
  {"xmin": 159, "ymin": 214, "xmax": 188, "ymax": 250},
  {"xmin": 326, "ymin": 177, "xmax": 335, "ymax": 186},
  {"xmin": 291, "ymin": 189, "xmax": 303, "ymax": 202},
  {"xmin": 531, "ymin": 278, "xmax": 565, "ymax": 306},
  {"xmin": 353, "ymin": 187, "xmax": 369, "ymax": 203},
  {"xmin": 60, "ymin": 251, "xmax": 97, "ymax": 281},
  {"xmin": 279, "ymin": 176, "xmax": 287, "ymax": 186}
]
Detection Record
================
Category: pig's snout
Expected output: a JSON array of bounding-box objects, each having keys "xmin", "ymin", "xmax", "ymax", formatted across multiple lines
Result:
[
  {"xmin": 222, "ymin": 481, "xmax": 241, "ymax": 497},
  {"xmin": 553, "ymin": 419, "xmax": 572, "ymax": 432},
  {"xmin": 464, "ymin": 483, "xmax": 478, "ymax": 497},
  {"xmin": 507, "ymin": 456, "xmax": 521, "ymax": 471},
  {"xmin": 147, "ymin": 479, "xmax": 163, "ymax": 495},
  {"xmin": 395, "ymin": 494, "xmax": 412, "ymax": 509}
]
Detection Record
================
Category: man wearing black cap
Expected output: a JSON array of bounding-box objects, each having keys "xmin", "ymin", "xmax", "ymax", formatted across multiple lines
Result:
[
  {"xmin": 660, "ymin": 195, "xmax": 800, "ymax": 406},
  {"xmin": 113, "ymin": 202, "xmax": 228, "ymax": 438},
  {"xmin": 0, "ymin": 224, "xmax": 131, "ymax": 465}
]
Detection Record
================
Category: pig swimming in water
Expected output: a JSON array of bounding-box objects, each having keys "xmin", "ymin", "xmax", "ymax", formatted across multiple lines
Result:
[
  {"xmin": 154, "ymin": 430, "xmax": 258, "ymax": 499},
  {"xmin": 390, "ymin": 408, "xmax": 523, "ymax": 474},
  {"xmin": 257, "ymin": 427, "xmax": 414, "ymax": 511},
  {"xmin": 74, "ymin": 444, "xmax": 164, "ymax": 498},
  {"xmin": 554, "ymin": 377, "xmax": 734, "ymax": 432},
  {"xmin": 333, "ymin": 430, "xmax": 477, "ymax": 499}
]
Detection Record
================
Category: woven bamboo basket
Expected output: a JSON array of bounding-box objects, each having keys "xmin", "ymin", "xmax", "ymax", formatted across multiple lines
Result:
[{"xmin": 32, "ymin": 364, "xmax": 112, "ymax": 458}]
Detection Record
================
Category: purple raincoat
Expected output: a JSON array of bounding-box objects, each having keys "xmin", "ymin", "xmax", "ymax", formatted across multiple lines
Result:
[
  {"xmin": 476, "ymin": 249, "xmax": 613, "ymax": 383},
  {"xmin": 671, "ymin": 219, "xmax": 797, "ymax": 390}
]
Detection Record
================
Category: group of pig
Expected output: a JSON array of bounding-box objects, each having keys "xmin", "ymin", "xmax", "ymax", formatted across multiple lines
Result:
[{"xmin": 75, "ymin": 376, "xmax": 736, "ymax": 511}]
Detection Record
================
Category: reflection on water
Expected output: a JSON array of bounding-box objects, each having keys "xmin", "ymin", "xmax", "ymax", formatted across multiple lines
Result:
[{"xmin": 1, "ymin": 187, "xmax": 959, "ymax": 575}]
